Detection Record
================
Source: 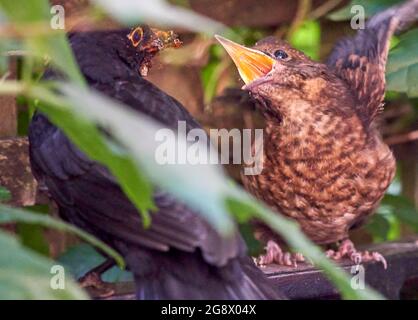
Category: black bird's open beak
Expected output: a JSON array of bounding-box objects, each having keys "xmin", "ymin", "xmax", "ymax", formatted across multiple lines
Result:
[
  {"xmin": 128, "ymin": 26, "xmax": 182, "ymax": 77},
  {"xmin": 128, "ymin": 26, "xmax": 182, "ymax": 54},
  {"xmin": 215, "ymin": 35, "xmax": 275, "ymax": 85}
]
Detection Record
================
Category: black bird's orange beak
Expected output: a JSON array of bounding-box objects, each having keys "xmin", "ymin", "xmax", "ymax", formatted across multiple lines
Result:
[
  {"xmin": 215, "ymin": 35, "xmax": 275, "ymax": 85},
  {"xmin": 128, "ymin": 26, "xmax": 182, "ymax": 53}
]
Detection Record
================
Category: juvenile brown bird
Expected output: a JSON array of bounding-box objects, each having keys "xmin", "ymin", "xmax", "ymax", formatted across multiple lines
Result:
[{"xmin": 217, "ymin": 0, "xmax": 418, "ymax": 267}]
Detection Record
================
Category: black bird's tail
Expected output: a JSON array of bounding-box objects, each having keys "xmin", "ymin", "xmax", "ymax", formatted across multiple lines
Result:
[{"xmin": 122, "ymin": 247, "xmax": 283, "ymax": 300}]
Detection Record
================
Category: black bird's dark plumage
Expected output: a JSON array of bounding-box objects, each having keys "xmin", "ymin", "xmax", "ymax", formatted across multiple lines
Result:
[{"xmin": 28, "ymin": 29, "xmax": 281, "ymax": 299}]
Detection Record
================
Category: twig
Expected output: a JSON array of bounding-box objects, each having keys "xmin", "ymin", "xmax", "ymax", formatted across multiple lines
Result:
[
  {"xmin": 385, "ymin": 130, "xmax": 418, "ymax": 145},
  {"xmin": 286, "ymin": 0, "xmax": 312, "ymax": 40},
  {"xmin": 0, "ymin": 14, "xmax": 117, "ymax": 39},
  {"xmin": 309, "ymin": 0, "xmax": 344, "ymax": 20},
  {"xmin": 0, "ymin": 71, "xmax": 11, "ymax": 83}
]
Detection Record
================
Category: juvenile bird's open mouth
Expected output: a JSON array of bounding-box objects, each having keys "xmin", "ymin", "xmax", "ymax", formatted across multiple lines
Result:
[{"xmin": 215, "ymin": 35, "xmax": 275, "ymax": 85}]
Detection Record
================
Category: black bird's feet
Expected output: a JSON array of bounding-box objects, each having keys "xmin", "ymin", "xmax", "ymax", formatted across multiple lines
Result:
[
  {"xmin": 78, "ymin": 259, "xmax": 116, "ymax": 298},
  {"xmin": 326, "ymin": 239, "xmax": 387, "ymax": 269},
  {"xmin": 255, "ymin": 240, "xmax": 305, "ymax": 267},
  {"xmin": 79, "ymin": 272, "xmax": 115, "ymax": 298}
]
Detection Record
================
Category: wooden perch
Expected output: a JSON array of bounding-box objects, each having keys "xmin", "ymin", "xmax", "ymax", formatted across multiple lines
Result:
[
  {"xmin": 265, "ymin": 239, "xmax": 418, "ymax": 299},
  {"xmin": 94, "ymin": 238, "xmax": 418, "ymax": 300}
]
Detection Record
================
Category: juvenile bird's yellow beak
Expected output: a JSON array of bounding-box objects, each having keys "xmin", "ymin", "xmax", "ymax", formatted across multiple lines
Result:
[{"xmin": 215, "ymin": 35, "xmax": 275, "ymax": 85}]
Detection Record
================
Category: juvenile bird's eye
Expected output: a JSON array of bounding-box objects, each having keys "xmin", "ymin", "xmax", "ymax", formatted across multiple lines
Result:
[{"xmin": 274, "ymin": 49, "xmax": 288, "ymax": 60}]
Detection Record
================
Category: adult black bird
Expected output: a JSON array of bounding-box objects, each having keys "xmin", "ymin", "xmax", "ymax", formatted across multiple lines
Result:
[{"xmin": 28, "ymin": 26, "xmax": 282, "ymax": 300}]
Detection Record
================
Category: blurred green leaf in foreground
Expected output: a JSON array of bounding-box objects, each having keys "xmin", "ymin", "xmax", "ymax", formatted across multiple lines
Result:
[
  {"xmin": 0, "ymin": 204, "xmax": 124, "ymax": 267},
  {"xmin": 0, "ymin": 202, "xmax": 126, "ymax": 299},
  {"xmin": 0, "ymin": 230, "xmax": 87, "ymax": 300}
]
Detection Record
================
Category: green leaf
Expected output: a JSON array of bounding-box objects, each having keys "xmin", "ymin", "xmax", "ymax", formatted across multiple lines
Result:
[
  {"xmin": 93, "ymin": 0, "xmax": 225, "ymax": 34},
  {"xmin": 366, "ymin": 213, "xmax": 391, "ymax": 242},
  {"xmin": 328, "ymin": 0, "xmax": 403, "ymax": 21},
  {"xmin": 0, "ymin": 186, "xmax": 11, "ymax": 202},
  {"xmin": 239, "ymin": 223, "xmax": 262, "ymax": 257},
  {"xmin": 201, "ymin": 57, "xmax": 226, "ymax": 105},
  {"xmin": 0, "ymin": 230, "xmax": 88, "ymax": 299},
  {"xmin": 16, "ymin": 222, "xmax": 49, "ymax": 256},
  {"xmin": 386, "ymin": 28, "xmax": 418, "ymax": 97},
  {"xmin": 0, "ymin": 204, "xmax": 124, "ymax": 268},
  {"xmin": 0, "ymin": 0, "xmax": 85, "ymax": 86},
  {"xmin": 289, "ymin": 20, "xmax": 321, "ymax": 60},
  {"xmin": 16, "ymin": 205, "xmax": 50, "ymax": 256},
  {"xmin": 381, "ymin": 194, "xmax": 418, "ymax": 232}
]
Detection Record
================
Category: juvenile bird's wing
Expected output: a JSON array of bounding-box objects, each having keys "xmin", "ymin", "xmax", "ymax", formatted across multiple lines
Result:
[{"xmin": 326, "ymin": 0, "xmax": 418, "ymax": 125}]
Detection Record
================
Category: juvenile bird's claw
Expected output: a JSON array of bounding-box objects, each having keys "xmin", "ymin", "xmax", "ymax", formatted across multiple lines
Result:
[
  {"xmin": 255, "ymin": 240, "xmax": 305, "ymax": 267},
  {"xmin": 326, "ymin": 239, "xmax": 387, "ymax": 269}
]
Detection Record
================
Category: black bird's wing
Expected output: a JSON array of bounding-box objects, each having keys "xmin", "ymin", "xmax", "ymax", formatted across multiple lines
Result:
[
  {"xmin": 326, "ymin": 0, "xmax": 418, "ymax": 124},
  {"xmin": 29, "ymin": 77, "xmax": 242, "ymax": 265}
]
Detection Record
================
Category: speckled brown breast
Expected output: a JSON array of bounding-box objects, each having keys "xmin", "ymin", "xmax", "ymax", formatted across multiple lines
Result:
[{"xmin": 242, "ymin": 100, "xmax": 396, "ymax": 245}]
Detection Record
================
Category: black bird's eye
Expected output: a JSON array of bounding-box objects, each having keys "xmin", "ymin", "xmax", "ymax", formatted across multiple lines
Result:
[
  {"xmin": 128, "ymin": 27, "xmax": 144, "ymax": 47},
  {"xmin": 133, "ymin": 31, "xmax": 141, "ymax": 42},
  {"xmin": 274, "ymin": 49, "xmax": 288, "ymax": 60}
]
